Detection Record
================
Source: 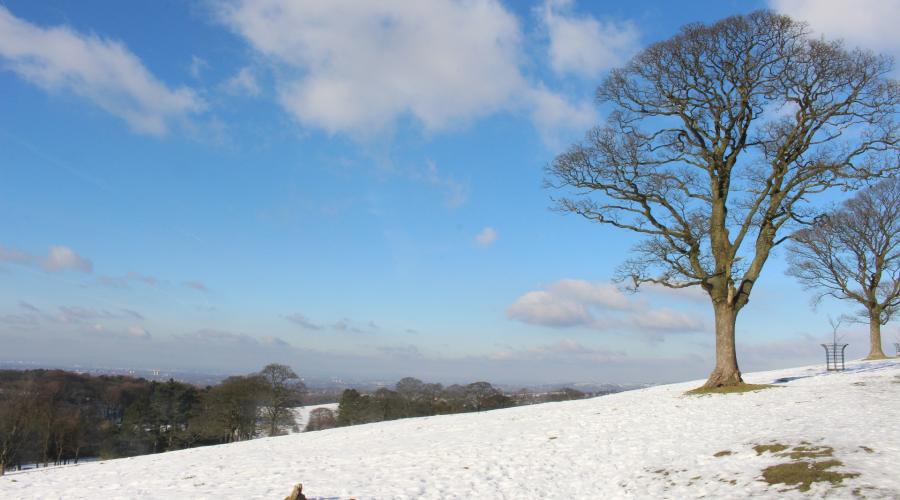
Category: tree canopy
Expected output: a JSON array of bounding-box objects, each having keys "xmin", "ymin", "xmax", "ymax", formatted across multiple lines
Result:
[{"xmin": 548, "ymin": 10, "xmax": 898, "ymax": 387}]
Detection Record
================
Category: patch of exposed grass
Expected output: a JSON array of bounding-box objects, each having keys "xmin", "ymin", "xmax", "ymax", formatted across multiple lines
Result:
[
  {"xmin": 685, "ymin": 383, "xmax": 776, "ymax": 395},
  {"xmin": 754, "ymin": 443, "xmax": 789, "ymax": 455},
  {"xmin": 713, "ymin": 450, "xmax": 733, "ymax": 457},
  {"xmin": 779, "ymin": 445, "xmax": 834, "ymax": 460},
  {"xmin": 859, "ymin": 446, "xmax": 874, "ymax": 454},
  {"xmin": 761, "ymin": 459, "xmax": 859, "ymax": 492}
]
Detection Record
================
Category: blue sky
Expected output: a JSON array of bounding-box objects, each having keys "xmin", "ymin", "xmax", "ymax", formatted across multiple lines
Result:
[{"xmin": 1, "ymin": 0, "xmax": 898, "ymax": 384}]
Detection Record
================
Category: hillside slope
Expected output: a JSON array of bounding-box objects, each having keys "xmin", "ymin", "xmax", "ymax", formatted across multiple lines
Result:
[{"xmin": 3, "ymin": 360, "xmax": 899, "ymax": 499}]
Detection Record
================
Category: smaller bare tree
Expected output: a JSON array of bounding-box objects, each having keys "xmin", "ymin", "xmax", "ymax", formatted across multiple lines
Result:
[
  {"xmin": 787, "ymin": 178, "xmax": 900, "ymax": 359},
  {"xmin": 826, "ymin": 315, "xmax": 847, "ymax": 346}
]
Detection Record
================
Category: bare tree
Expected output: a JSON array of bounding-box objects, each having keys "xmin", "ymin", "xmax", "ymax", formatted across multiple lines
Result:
[
  {"xmin": 304, "ymin": 408, "xmax": 337, "ymax": 432},
  {"xmin": 787, "ymin": 178, "xmax": 900, "ymax": 359},
  {"xmin": 548, "ymin": 10, "xmax": 898, "ymax": 388},
  {"xmin": 258, "ymin": 364, "xmax": 306, "ymax": 437}
]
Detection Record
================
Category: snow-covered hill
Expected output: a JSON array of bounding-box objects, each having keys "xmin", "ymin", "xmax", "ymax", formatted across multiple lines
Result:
[{"xmin": 3, "ymin": 360, "xmax": 899, "ymax": 499}]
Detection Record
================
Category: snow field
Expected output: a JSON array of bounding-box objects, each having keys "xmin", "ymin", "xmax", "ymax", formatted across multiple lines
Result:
[{"xmin": 2, "ymin": 359, "xmax": 898, "ymax": 499}]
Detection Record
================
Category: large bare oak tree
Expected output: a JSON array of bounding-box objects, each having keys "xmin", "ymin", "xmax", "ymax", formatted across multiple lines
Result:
[
  {"xmin": 547, "ymin": 11, "xmax": 898, "ymax": 388},
  {"xmin": 787, "ymin": 178, "xmax": 900, "ymax": 359}
]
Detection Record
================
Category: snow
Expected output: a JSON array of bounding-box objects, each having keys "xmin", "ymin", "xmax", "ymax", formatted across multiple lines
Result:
[{"xmin": 3, "ymin": 359, "xmax": 899, "ymax": 499}]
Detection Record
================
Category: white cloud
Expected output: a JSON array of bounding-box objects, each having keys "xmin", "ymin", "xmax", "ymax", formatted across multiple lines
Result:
[
  {"xmin": 222, "ymin": 66, "xmax": 260, "ymax": 96},
  {"xmin": 217, "ymin": 0, "xmax": 525, "ymax": 134},
  {"xmin": 0, "ymin": 6, "xmax": 205, "ymax": 136},
  {"xmin": 0, "ymin": 244, "xmax": 92, "ymax": 273},
  {"xmin": 126, "ymin": 325, "xmax": 151, "ymax": 339},
  {"xmin": 548, "ymin": 279, "xmax": 632, "ymax": 309},
  {"xmin": 507, "ymin": 279, "xmax": 706, "ymax": 335},
  {"xmin": 538, "ymin": 0, "xmax": 640, "ymax": 78},
  {"xmin": 769, "ymin": 0, "xmax": 900, "ymax": 59},
  {"xmin": 43, "ymin": 246, "xmax": 93, "ymax": 272},
  {"xmin": 475, "ymin": 227, "xmax": 498, "ymax": 247},
  {"xmin": 527, "ymin": 86, "xmax": 597, "ymax": 147},
  {"xmin": 506, "ymin": 279, "xmax": 629, "ymax": 327},
  {"xmin": 507, "ymin": 290, "xmax": 590, "ymax": 327},
  {"xmin": 215, "ymin": 0, "xmax": 595, "ymax": 140}
]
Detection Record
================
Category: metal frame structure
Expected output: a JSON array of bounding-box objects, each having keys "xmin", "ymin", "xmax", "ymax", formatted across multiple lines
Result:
[{"xmin": 821, "ymin": 343, "xmax": 848, "ymax": 371}]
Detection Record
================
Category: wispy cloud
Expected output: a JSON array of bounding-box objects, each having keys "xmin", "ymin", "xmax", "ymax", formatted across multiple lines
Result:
[
  {"xmin": 222, "ymin": 66, "xmax": 260, "ymax": 96},
  {"xmin": 0, "ymin": 302, "xmax": 148, "ymax": 340},
  {"xmin": 284, "ymin": 313, "xmax": 324, "ymax": 331},
  {"xmin": 285, "ymin": 312, "xmax": 386, "ymax": 335},
  {"xmin": 489, "ymin": 338, "xmax": 625, "ymax": 363},
  {"xmin": 97, "ymin": 272, "xmax": 160, "ymax": 289},
  {"xmin": 183, "ymin": 281, "xmax": 209, "ymax": 292},
  {"xmin": 0, "ymin": 5, "xmax": 205, "ymax": 136},
  {"xmin": 0, "ymin": 244, "xmax": 92, "ymax": 273},
  {"xmin": 332, "ymin": 318, "xmax": 367, "ymax": 334},
  {"xmin": 176, "ymin": 328, "xmax": 261, "ymax": 345},
  {"xmin": 189, "ymin": 55, "xmax": 209, "ymax": 79},
  {"xmin": 475, "ymin": 227, "xmax": 498, "ymax": 247},
  {"xmin": 411, "ymin": 161, "xmax": 469, "ymax": 209}
]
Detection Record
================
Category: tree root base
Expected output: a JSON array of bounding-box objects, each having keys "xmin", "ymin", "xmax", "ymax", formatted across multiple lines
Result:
[{"xmin": 686, "ymin": 383, "xmax": 776, "ymax": 395}]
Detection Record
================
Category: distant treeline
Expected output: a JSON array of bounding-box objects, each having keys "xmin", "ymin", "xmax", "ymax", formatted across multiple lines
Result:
[
  {"xmin": 0, "ymin": 367, "xmax": 591, "ymax": 475},
  {"xmin": 304, "ymin": 378, "xmax": 587, "ymax": 431},
  {"xmin": 0, "ymin": 364, "xmax": 304, "ymax": 475}
]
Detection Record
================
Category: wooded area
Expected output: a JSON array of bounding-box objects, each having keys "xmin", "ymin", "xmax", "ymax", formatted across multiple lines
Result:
[
  {"xmin": 0, "ymin": 368, "xmax": 589, "ymax": 474},
  {"xmin": 0, "ymin": 364, "xmax": 304, "ymax": 475}
]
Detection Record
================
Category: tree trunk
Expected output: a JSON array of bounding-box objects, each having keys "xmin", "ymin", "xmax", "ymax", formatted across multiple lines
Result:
[
  {"xmin": 702, "ymin": 303, "xmax": 744, "ymax": 388},
  {"xmin": 866, "ymin": 309, "xmax": 887, "ymax": 359}
]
